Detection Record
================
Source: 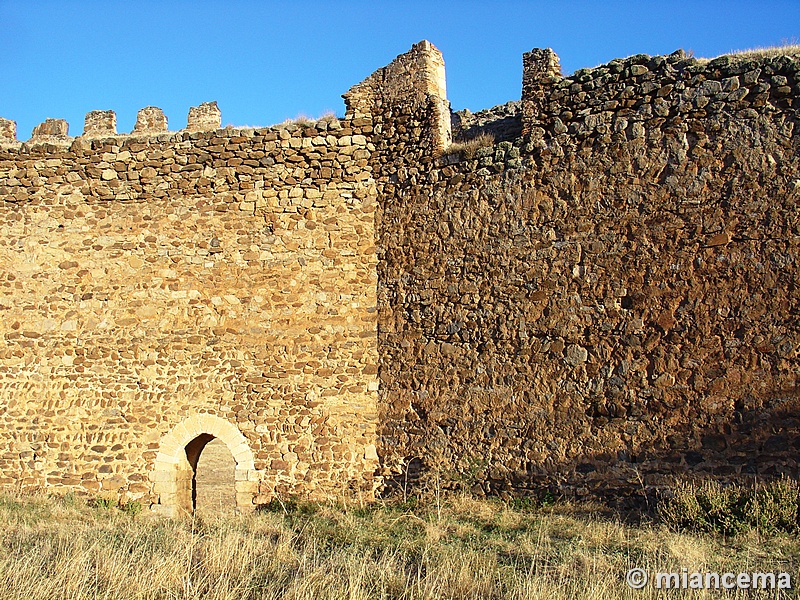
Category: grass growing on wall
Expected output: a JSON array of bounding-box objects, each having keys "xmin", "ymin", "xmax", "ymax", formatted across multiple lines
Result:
[
  {"xmin": 693, "ymin": 42, "xmax": 800, "ymax": 63},
  {"xmin": 444, "ymin": 133, "xmax": 495, "ymax": 159},
  {"xmin": 1, "ymin": 491, "xmax": 798, "ymax": 599}
]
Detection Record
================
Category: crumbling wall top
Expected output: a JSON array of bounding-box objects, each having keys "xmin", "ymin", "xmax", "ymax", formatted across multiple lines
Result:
[
  {"xmin": 28, "ymin": 118, "xmax": 73, "ymax": 147},
  {"xmin": 187, "ymin": 101, "xmax": 221, "ymax": 132},
  {"xmin": 83, "ymin": 110, "xmax": 117, "ymax": 138},
  {"xmin": 0, "ymin": 118, "xmax": 17, "ymax": 142},
  {"xmin": 344, "ymin": 41, "xmax": 448, "ymax": 116},
  {"xmin": 1, "ymin": 102, "xmax": 220, "ymax": 146},
  {"xmin": 343, "ymin": 40, "xmax": 451, "ymax": 154},
  {"xmin": 521, "ymin": 48, "xmax": 562, "ymax": 135},
  {"xmin": 133, "ymin": 107, "xmax": 168, "ymax": 134}
]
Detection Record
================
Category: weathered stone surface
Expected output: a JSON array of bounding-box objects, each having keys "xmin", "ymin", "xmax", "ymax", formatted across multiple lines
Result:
[
  {"xmin": 452, "ymin": 101, "xmax": 522, "ymax": 143},
  {"xmin": 0, "ymin": 98, "xmax": 382, "ymax": 512},
  {"xmin": 521, "ymin": 48, "xmax": 562, "ymax": 134},
  {"xmin": 30, "ymin": 118, "xmax": 69, "ymax": 139},
  {"xmin": 0, "ymin": 118, "xmax": 16, "ymax": 141},
  {"xmin": 82, "ymin": 110, "xmax": 116, "ymax": 137},
  {"xmin": 133, "ymin": 106, "xmax": 168, "ymax": 134},
  {"xmin": 344, "ymin": 41, "xmax": 450, "ymax": 154},
  {"xmin": 374, "ymin": 45, "xmax": 800, "ymax": 504},
  {"xmin": 186, "ymin": 101, "xmax": 221, "ymax": 132},
  {"xmin": 1, "ymin": 41, "xmax": 799, "ymax": 511}
]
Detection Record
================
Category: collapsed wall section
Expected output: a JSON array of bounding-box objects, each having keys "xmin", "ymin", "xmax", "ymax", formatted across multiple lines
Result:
[
  {"xmin": 376, "ymin": 48, "xmax": 800, "ymax": 502},
  {"xmin": 0, "ymin": 117, "xmax": 380, "ymax": 508},
  {"xmin": 344, "ymin": 40, "xmax": 451, "ymax": 158}
]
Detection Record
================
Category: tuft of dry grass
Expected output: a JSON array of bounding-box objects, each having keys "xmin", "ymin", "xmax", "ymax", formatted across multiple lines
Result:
[
  {"xmin": 316, "ymin": 111, "xmax": 339, "ymax": 124},
  {"xmin": 695, "ymin": 41, "xmax": 800, "ymax": 64},
  {"xmin": 278, "ymin": 112, "xmax": 340, "ymax": 130},
  {"xmin": 445, "ymin": 132, "xmax": 495, "ymax": 159},
  {"xmin": 280, "ymin": 114, "xmax": 313, "ymax": 127},
  {"xmin": 0, "ymin": 492, "xmax": 798, "ymax": 599}
]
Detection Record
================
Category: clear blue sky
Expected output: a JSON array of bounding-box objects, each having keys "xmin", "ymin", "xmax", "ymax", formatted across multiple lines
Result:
[{"xmin": 1, "ymin": 1, "xmax": 798, "ymax": 139}]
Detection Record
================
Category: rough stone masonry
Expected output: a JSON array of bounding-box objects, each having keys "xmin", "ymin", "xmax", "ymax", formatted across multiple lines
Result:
[{"xmin": 0, "ymin": 40, "xmax": 799, "ymax": 513}]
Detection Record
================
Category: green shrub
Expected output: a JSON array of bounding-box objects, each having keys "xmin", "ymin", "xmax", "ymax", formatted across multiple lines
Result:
[
  {"xmin": 56, "ymin": 491, "xmax": 78, "ymax": 508},
  {"xmin": 744, "ymin": 478, "xmax": 799, "ymax": 534},
  {"xmin": 256, "ymin": 496, "xmax": 319, "ymax": 516},
  {"xmin": 505, "ymin": 494, "xmax": 556, "ymax": 512},
  {"xmin": 659, "ymin": 478, "xmax": 800, "ymax": 535},
  {"xmin": 120, "ymin": 500, "xmax": 142, "ymax": 516},
  {"xmin": 92, "ymin": 497, "xmax": 116, "ymax": 510}
]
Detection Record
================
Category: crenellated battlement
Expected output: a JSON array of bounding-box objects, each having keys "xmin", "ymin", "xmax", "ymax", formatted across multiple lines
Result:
[
  {"xmin": 1, "ymin": 40, "xmax": 453, "ymax": 158},
  {"xmin": 5, "ymin": 41, "xmax": 796, "ymax": 161},
  {"xmin": 2, "ymin": 101, "xmax": 231, "ymax": 147},
  {"xmin": 133, "ymin": 106, "xmax": 168, "ymax": 135}
]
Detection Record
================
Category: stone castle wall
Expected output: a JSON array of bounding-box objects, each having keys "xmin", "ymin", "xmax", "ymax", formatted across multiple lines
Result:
[
  {"xmin": 0, "ymin": 107, "xmax": 382, "ymax": 514},
  {"xmin": 1, "ymin": 41, "xmax": 799, "ymax": 509},
  {"xmin": 376, "ymin": 47, "xmax": 800, "ymax": 503}
]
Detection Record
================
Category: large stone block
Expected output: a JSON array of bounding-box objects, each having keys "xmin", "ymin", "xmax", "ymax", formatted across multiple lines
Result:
[{"xmin": 153, "ymin": 480, "xmax": 178, "ymax": 494}]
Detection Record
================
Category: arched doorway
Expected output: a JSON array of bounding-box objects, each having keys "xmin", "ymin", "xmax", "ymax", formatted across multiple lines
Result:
[
  {"xmin": 151, "ymin": 415, "xmax": 257, "ymax": 517},
  {"xmin": 191, "ymin": 436, "xmax": 237, "ymax": 515}
]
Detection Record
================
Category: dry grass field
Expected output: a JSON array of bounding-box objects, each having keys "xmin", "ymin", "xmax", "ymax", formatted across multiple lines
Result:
[{"xmin": 1, "ymin": 487, "xmax": 798, "ymax": 600}]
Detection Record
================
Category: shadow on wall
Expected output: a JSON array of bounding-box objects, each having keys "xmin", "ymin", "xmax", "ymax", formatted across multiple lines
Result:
[
  {"xmin": 377, "ymin": 387, "xmax": 800, "ymax": 510},
  {"xmin": 451, "ymin": 102, "xmax": 523, "ymax": 144}
]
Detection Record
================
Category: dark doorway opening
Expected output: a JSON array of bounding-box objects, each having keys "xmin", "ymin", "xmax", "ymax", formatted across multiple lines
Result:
[{"xmin": 182, "ymin": 434, "xmax": 237, "ymax": 515}]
